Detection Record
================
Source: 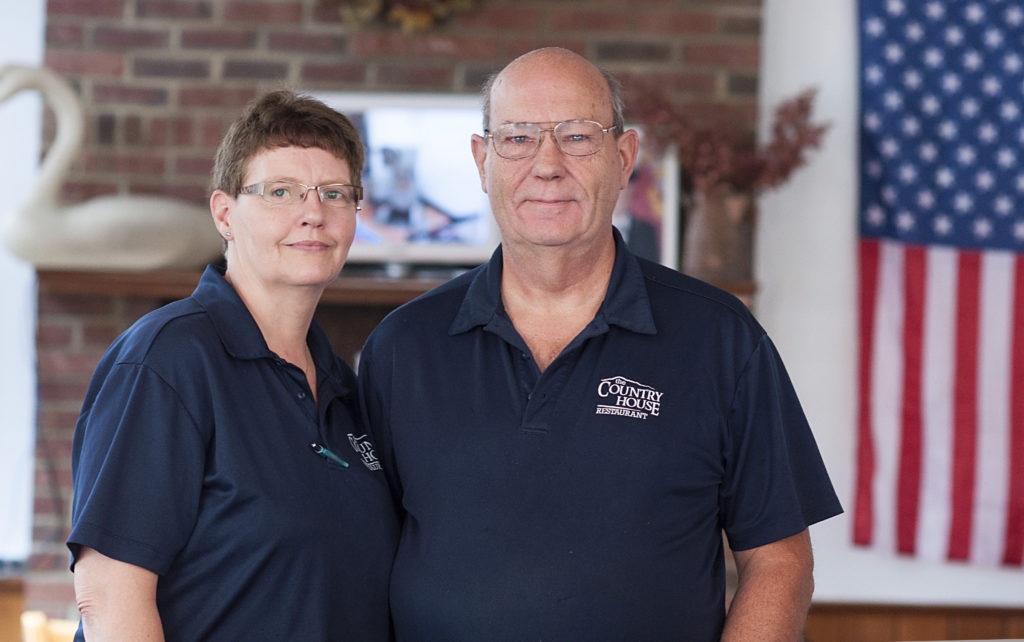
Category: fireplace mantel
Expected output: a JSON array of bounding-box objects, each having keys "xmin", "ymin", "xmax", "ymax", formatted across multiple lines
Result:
[{"xmin": 36, "ymin": 269, "xmax": 446, "ymax": 306}]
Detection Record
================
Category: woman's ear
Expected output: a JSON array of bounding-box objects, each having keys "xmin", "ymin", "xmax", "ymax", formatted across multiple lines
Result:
[{"xmin": 210, "ymin": 190, "xmax": 234, "ymax": 238}]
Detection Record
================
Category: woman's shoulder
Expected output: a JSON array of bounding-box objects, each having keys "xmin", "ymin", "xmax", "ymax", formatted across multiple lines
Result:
[{"xmin": 105, "ymin": 297, "xmax": 217, "ymax": 367}]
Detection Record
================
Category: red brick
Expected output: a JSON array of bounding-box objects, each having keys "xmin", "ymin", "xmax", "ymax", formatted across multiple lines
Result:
[
  {"xmin": 36, "ymin": 324, "xmax": 73, "ymax": 347},
  {"xmin": 33, "ymin": 466, "xmax": 74, "ymax": 491},
  {"xmin": 122, "ymin": 299, "xmax": 165, "ymax": 321},
  {"xmin": 136, "ymin": 0, "xmax": 213, "ymax": 19},
  {"xmin": 84, "ymin": 152, "xmax": 166, "ymax": 175},
  {"xmin": 123, "ymin": 115, "xmax": 143, "ymax": 144},
  {"xmin": 722, "ymin": 15, "xmax": 761, "ymax": 36},
  {"xmin": 148, "ymin": 116, "xmax": 196, "ymax": 146},
  {"xmin": 683, "ymin": 42, "xmax": 760, "ymax": 67},
  {"xmin": 351, "ymin": 32, "xmax": 412, "ymax": 56},
  {"xmin": 128, "ymin": 183, "xmax": 209, "ymax": 204},
  {"xmin": 82, "ymin": 321, "xmax": 123, "ymax": 346},
  {"xmin": 457, "ymin": 7, "xmax": 544, "ymax": 30},
  {"xmin": 223, "ymin": 2, "xmax": 302, "ymax": 23},
  {"xmin": 596, "ymin": 41, "xmax": 673, "ymax": 62},
  {"xmin": 47, "ymin": 0, "xmax": 124, "ymax": 17},
  {"xmin": 36, "ymin": 423, "xmax": 76, "ymax": 441},
  {"xmin": 37, "ymin": 381, "xmax": 90, "ymax": 406},
  {"xmin": 201, "ymin": 116, "xmax": 230, "ymax": 147},
  {"xmin": 502, "ymin": 39, "xmax": 588, "ymax": 61},
  {"xmin": 33, "ymin": 497, "xmax": 67, "ymax": 518},
  {"xmin": 620, "ymin": 71, "xmax": 717, "ymax": 95},
  {"xmin": 46, "ymin": 24, "xmax": 85, "ymax": 46},
  {"xmin": 222, "ymin": 59, "xmax": 289, "ymax": 80},
  {"xmin": 133, "ymin": 58, "xmax": 211, "ymax": 79},
  {"xmin": 675, "ymin": 99, "xmax": 757, "ymax": 129},
  {"xmin": 728, "ymin": 72, "xmax": 758, "ymax": 96},
  {"xmin": 376, "ymin": 64, "xmax": 453, "ymax": 89},
  {"xmin": 636, "ymin": 11, "xmax": 718, "ymax": 34},
  {"xmin": 179, "ymin": 86, "xmax": 258, "ymax": 108},
  {"xmin": 550, "ymin": 9, "xmax": 632, "ymax": 31},
  {"xmin": 147, "ymin": 118, "xmax": 168, "ymax": 146},
  {"xmin": 268, "ymin": 31, "xmax": 348, "ymax": 54},
  {"xmin": 37, "ymin": 351, "xmax": 105, "ymax": 376},
  {"xmin": 93, "ymin": 27, "xmax": 170, "ymax": 49},
  {"xmin": 34, "ymin": 439, "xmax": 74, "ymax": 468},
  {"xmin": 175, "ymin": 155, "xmax": 214, "ymax": 176},
  {"xmin": 61, "ymin": 181, "xmax": 120, "ymax": 202},
  {"xmin": 44, "ymin": 50, "xmax": 124, "ymax": 76},
  {"xmin": 93, "ymin": 84, "xmax": 169, "ymax": 106},
  {"xmin": 301, "ymin": 62, "xmax": 366, "ymax": 84},
  {"xmin": 181, "ymin": 28, "xmax": 259, "ymax": 49},
  {"xmin": 311, "ymin": 2, "xmax": 346, "ymax": 23},
  {"xmin": 410, "ymin": 36, "xmax": 498, "ymax": 59},
  {"xmin": 37, "ymin": 409, "xmax": 82, "ymax": 430},
  {"xmin": 38, "ymin": 293, "xmax": 114, "ymax": 316}
]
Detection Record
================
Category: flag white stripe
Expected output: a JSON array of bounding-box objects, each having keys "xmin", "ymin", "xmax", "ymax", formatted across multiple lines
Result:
[
  {"xmin": 971, "ymin": 250, "xmax": 1014, "ymax": 564},
  {"xmin": 870, "ymin": 239, "xmax": 906, "ymax": 553},
  {"xmin": 918, "ymin": 245, "xmax": 957, "ymax": 562}
]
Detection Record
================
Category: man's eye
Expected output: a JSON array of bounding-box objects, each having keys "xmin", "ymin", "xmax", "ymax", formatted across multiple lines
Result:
[
  {"xmin": 507, "ymin": 135, "xmax": 535, "ymax": 145},
  {"xmin": 322, "ymin": 189, "xmax": 344, "ymax": 201},
  {"xmin": 269, "ymin": 187, "xmax": 292, "ymax": 199}
]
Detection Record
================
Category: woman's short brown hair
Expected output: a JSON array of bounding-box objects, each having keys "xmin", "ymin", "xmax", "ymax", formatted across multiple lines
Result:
[{"xmin": 211, "ymin": 90, "xmax": 364, "ymax": 196}]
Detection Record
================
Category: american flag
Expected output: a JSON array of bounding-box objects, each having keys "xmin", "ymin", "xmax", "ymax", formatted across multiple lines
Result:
[{"xmin": 854, "ymin": 0, "xmax": 1024, "ymax": 566}]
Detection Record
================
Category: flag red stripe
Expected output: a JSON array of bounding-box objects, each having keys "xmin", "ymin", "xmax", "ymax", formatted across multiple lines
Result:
[
  {"xmin": 897, "ymin": 245, "xmax": 926, "ymax": 554},
  {"xmin": 1003, "ymin": 256, "xmax": 1024, "ymax": 565},
  {"xmin": 855, "ymin": 239, "xmax": 881, "ymax": 545},
  {"xmin": 948, "ymin": 251, "xmax": 981, "ymax": 560}
]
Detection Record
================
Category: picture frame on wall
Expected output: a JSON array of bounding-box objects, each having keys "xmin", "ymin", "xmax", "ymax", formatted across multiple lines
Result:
[
  {"xmin": 616, "ymin": 129, "xmax": 679, "ymax": 269},
  {"xmin": 314, "ymin": 92, "xmax": 679, "ymax": 271}
]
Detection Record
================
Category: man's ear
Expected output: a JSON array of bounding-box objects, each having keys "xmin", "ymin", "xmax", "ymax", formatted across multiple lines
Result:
[
  {"xmin": 471, "ymin": 134, "xmax": 490, "ymax": 194},
  {"xmin": 616, "ymin": 129, "xmax": 641, "ymax": 189}
]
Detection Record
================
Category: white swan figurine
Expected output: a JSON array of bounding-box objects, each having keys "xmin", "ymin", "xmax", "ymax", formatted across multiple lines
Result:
[{"xmin": 0, "ymin": 65, "xmax": 223, "ymax": 271}]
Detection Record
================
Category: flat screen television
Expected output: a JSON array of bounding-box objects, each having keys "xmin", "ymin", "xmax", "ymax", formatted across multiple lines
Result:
[
  {"xmin": 314, "ymin": 92, "xmax": 498, "ymax": 271},
  {"xmin": 314, "ymin": 92, "xmax": 679, "ymax": 272}
]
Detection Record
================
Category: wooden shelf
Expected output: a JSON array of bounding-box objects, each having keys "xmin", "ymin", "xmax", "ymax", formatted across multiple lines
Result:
[{"xmin": 36, "ymin": 269, "xmax": 446, "ymax": 307}]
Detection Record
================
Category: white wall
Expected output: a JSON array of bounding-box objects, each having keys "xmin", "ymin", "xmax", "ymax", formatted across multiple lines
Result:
[
  {"xmin": 0, "ymin": 0, "xmax": 44, "ymax": 561},
  {"xmin": 757, "ymin": 0, "xmax": 1024, "ymax": 606}
]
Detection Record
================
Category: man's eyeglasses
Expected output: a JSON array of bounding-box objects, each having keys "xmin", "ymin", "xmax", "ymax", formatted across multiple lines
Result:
[
  {"xmin": 484, "ymin": 120, "xmax": 618, "ymax": 160},
  {"xmin": 239, "ymin": 181, "xmax": 363, "ymax": 210}
]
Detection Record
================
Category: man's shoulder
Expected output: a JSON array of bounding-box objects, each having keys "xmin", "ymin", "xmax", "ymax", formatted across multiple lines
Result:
[
  {"xmin": 636, "ymin": 258, "xmax": 757, "ymax": 327},
  {"xmin": 369, "ymin": 267, "xmax": 479, "ymax": 338}
]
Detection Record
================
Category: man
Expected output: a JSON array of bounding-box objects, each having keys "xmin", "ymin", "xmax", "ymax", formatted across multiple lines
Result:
[{"xmin": 359, "ymin": 47, "xmax": 842, "ymax": 641}]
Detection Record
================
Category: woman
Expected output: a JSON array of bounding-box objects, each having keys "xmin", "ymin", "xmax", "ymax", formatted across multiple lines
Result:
[{"xmin": 67, "ymin": 91, "xmax": 398, "ymax": 640}]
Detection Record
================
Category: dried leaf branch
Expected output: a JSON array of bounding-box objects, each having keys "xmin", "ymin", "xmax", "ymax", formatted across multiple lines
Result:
[{"xmin": 626, "ymin": 83, "xmax": 830, "ymax": 193}]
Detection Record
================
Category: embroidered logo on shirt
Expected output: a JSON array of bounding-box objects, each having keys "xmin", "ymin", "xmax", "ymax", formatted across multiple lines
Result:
[
  {"xmin": 347, "ymin": 433, "xmax": 382, "ymax": 471},
  {"xmin": 595, "ymin": 376, "xmax": 663, "ymax": 420}
]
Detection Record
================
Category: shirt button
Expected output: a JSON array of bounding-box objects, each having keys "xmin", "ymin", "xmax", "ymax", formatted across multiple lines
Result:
[{"xmin": 297, "ymin": 391, "xmax": 306, "ymax": 399}]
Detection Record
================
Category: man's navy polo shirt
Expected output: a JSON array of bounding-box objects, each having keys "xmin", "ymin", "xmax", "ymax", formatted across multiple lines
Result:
[
  {"xmin": 68, "ymin": 265, "xmax": 399, "ymax": 641},
  {"xmin": 360, "ymin": 231, "xmax": 842, "ymax": 641}
]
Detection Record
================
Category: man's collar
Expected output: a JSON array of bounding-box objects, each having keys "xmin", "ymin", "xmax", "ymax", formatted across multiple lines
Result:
[{"xmin": 448, "ymin": 228, "xmax": 656, "ymax": 336}]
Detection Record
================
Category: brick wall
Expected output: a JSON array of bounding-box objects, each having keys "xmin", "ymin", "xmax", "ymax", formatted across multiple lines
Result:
[
  {"xmin": 31, "ymin": 291, "xmax": 164, "ymax": 616},
  {"xmin": 29, "ymin": 0, "xmax": 762, "ymax": 618}
]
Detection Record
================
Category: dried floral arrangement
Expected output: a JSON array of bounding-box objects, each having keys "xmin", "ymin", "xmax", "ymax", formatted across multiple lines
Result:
[
  {"xmin": 335, "ymin": 0, "xmax": 479, "ymax": 32},
  {"xmin": 625, "ymin": 84, "xmax": 830, "ymax": 194}
]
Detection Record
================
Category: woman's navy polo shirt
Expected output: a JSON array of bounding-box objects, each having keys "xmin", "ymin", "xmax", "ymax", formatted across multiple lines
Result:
[
  {"xmin": 359, "ymin": 231, "xmax": 842, "ymax": 641},
  {"xmin": 68, "ymin": 265, "xmax": 399, "ymax": 641}
]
